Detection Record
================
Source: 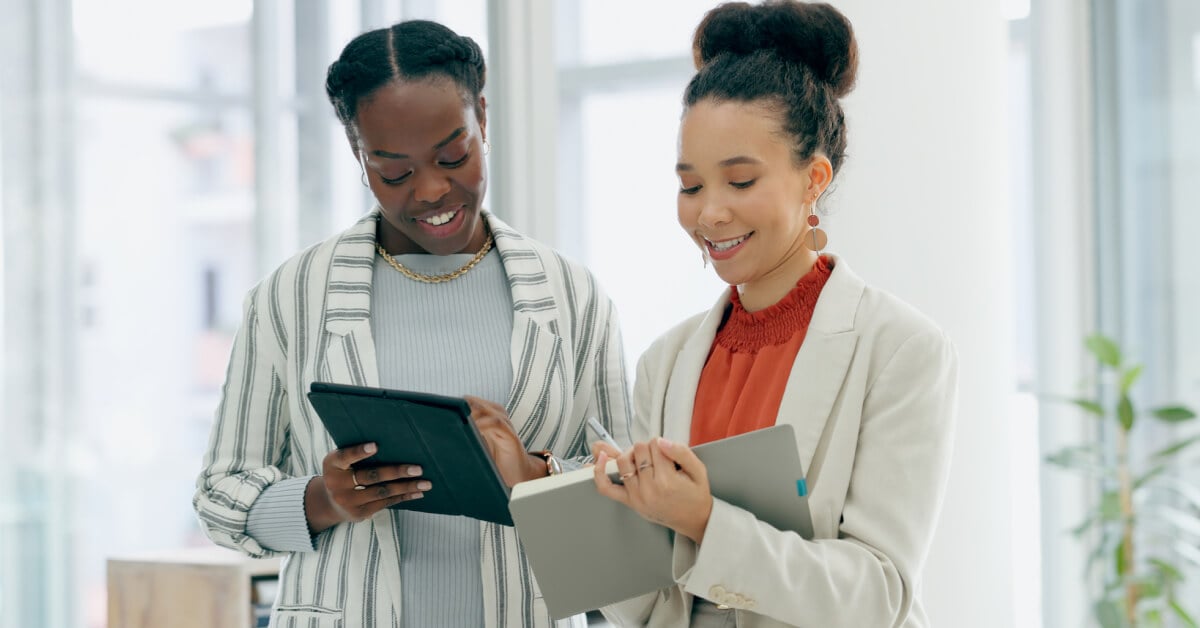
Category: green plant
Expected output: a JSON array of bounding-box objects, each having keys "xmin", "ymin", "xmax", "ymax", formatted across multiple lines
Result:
[{"xmin": 1046, "ymin": 334, "xmax": 1199, "ymax": 628}]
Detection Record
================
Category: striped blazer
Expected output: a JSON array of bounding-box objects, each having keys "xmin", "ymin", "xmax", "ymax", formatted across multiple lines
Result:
[{"xmin": 194, "ymin": 210, "xmax": 632, "ymax": 628}]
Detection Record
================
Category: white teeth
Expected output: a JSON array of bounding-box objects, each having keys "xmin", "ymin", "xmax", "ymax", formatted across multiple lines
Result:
[
  {"xmin": 708, "ymin": 234, "xmax": 748, "ymax": 251},
  {"xmin": 421, "ymin": 210, "xmax": 458, "ymax": 226}
]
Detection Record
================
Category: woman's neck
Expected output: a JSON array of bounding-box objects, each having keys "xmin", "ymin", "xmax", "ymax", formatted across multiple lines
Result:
[{"xmin": 736, "ymin": 247, "xmax": 819, "ymax": 312}]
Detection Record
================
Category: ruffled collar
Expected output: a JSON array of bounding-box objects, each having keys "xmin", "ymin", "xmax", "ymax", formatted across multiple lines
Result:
[{"xmin": 715, "ymin": 256, "xmax": 834, "ymax": 353}]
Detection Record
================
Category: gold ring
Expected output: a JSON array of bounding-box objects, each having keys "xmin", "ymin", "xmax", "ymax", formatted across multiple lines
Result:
[
  {"xmin": 637, "ymin": 461, "xmax": 651, "ymax": 471},
  {"xmin": 351, "ymin": 469, "xmax": 366, "ymax": 491}
]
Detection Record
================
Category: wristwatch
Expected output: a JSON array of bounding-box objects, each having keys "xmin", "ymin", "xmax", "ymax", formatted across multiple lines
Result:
[{"xmin": 529, "ymin": 450, "xmax": 563, "ymax": 476}]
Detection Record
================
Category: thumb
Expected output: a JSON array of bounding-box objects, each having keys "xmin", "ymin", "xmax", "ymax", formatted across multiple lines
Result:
[{"xmin": 655, "ymin": 438, "xmax": 705, "ymax": 477}]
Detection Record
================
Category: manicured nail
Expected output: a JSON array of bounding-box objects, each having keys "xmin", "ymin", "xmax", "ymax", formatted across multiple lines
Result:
[
  {"xmin": 408, "ymin": 492, "xmax": 424, "ymax": 500},
  {"xmin": 365, "ymin": 443, "xmax": 377, "ymax": 454},
  {"xmin": 408, "ymin": 465, "xmax": 422, "ymax": 476},
  {"xmin": 657, "ymin": 438, "xmax": 674, "ymax": 450},
  {"xmin": 418, "ymin": 481, "xmax": 432, "ymax": 490}
]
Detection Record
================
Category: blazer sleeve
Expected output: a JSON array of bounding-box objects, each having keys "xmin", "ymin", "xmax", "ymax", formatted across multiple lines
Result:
[
  {"xmin": 193, "ymin": 285, "xmax": 295, "ymax": 558},
  {"xmin": 670, "ymin": 329, "xmax": 958, "ymax": 627}
]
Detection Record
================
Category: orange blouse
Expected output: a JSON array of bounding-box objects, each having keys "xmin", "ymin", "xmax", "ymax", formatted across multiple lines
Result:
[{"xmin": 689, "ymin": 256, "xmax": 833, "ymax": 447}]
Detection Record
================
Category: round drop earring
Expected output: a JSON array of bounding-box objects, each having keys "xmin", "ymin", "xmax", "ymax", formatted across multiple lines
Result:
[{"xmin": 803, "ymin": 199, "xmax": 828, "ymax": 252}]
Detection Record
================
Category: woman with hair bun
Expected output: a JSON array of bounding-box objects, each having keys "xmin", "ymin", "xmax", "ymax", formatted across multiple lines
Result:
[
  {"xmin": 591, "ymin": 2, "xmax": 957, "ymax": 626},
  {"xmin": 195, "ymin": 19, "xmax": 631, "ymax": 627}
]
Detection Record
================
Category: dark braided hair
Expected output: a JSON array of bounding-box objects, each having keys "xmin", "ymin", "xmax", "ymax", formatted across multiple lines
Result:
[
  {"xmin": 325, "ymin": 20, "xmax": 486, "ymax": 136},
  {"xmin": 686, "ymin": 1, "xmax": 858, "ymax": 175}
]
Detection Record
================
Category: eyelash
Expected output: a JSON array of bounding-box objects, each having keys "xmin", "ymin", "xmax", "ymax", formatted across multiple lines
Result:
[
  {"xmin": 378, "ymin": 153, "xmax": 471, "ymax": 185},
  {"xmin": 678, "ymin": 179, "xmax": 756, "ymax": 195}
]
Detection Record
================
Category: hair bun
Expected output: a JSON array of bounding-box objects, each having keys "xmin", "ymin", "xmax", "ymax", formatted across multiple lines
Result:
[{"xmin": 693, "ymin": 1, "xmax": 858, "ymax": 98}]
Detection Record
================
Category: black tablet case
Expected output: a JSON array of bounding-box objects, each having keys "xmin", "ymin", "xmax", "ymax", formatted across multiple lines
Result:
[{"xmin": 306, "ymin": 382, "xmax": 513, "ymax": 526}]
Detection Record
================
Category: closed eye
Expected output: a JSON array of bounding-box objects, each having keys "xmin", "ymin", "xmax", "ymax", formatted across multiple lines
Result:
[
  {"xmin": 439, "ymin": 153, "xmax": 470, "ymax": 168},
  {"xmin": 730, "ymin": 179, "xmax": 756, "ymax": 189},
  {"xmin": 680, "ymin": 184, "xmax": 702, "ymax": 195},
  {"xmin": 381, "ymin": 171, "xmax": 413, "ymax": 185}
]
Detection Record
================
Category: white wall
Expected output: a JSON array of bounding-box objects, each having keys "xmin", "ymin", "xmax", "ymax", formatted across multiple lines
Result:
[{"xmin": 830, "ymin": 2, "xmax": 1017, "ymax": 626}]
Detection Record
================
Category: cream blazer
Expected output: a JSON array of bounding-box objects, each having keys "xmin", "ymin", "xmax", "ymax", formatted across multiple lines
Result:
[
  {"xmin": 601, "ymin": 257, "xmax": 957, "ymax": 628},
  {"xmin": 194, "ymin": 210, "xmax": 631, "ymax": 628}
]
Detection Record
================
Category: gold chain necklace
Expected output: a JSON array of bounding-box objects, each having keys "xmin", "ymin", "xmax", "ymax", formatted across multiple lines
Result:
[{"xmin": 375, "ymin": 233, "xmax": 495, "ymax": 284}]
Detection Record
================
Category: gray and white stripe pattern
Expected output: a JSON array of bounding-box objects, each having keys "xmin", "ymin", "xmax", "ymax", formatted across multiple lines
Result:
[{"xmin": 194, "ymin": 209, "xmax": 633, "ymax": 627}]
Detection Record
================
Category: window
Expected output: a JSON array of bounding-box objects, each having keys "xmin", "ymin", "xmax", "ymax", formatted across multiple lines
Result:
[
  {"xmin": 0, "ymin": 2, "xmax": 485, "ymax": 625},
  {"xmin": 556, "ymin": 1, "xmax": 724, "ymax": 367}
]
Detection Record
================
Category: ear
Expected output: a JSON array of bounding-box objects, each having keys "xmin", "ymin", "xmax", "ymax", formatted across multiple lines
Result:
[{"xmin": 806, "ymin": 155, "xmax": 834, "ymax": 201}]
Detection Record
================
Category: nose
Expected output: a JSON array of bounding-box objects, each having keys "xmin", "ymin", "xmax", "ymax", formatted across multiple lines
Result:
[
  {"xmin": 696, "ymin": 196, "xmax": 732, "ymax": 230},
  {"xmin": 413, "ymin": 169, "xmax": 451, "ymax": 203}
]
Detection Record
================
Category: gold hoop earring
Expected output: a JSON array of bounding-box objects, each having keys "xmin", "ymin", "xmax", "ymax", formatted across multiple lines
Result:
[
  {"xmin": 361, "ymin": 171, "xmax": 369, "ymax": 188},
  {"xmin": 483, "ymin": 138, "xmax": 491, "ymax": 156}
]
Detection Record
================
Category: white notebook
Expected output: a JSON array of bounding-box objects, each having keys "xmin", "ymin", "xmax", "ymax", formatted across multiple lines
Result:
[{"xmin": 509, "ymin": 424, "xmax": 813, "ymax": 619}]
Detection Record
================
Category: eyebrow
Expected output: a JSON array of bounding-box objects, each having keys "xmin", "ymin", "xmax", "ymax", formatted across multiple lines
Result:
[
  {"xmin": 675, "ymin": 155, "xmax": 763, "ymax": 172},
  {"xmin": 371, "ymin": 127, "xmax": 466, "ymax": 159}
]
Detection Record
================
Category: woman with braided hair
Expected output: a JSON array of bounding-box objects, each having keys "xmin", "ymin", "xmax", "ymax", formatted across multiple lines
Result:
[
  {"xmin": 590, "ymin": 2, "xmax": 957, "ymax": 626},
  {"xmin": 194, "ymin": 20, "xmax": 631, "ymax": 627}
]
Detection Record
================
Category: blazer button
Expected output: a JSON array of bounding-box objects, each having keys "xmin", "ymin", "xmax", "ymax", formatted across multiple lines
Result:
[
  {"xmin": 716, "ymin": 604, "xmax": 732, "ymax": 610},
  {"xmin": 708, "ymin": 585, "xmax": 728, "ymax": 600}
]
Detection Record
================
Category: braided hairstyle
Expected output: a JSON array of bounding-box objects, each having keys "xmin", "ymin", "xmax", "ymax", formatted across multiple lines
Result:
[
  {"xmin": 686, "ymin": 1, "xmax": 858, "ymax": 175},
  {"xmin": 325, "ymin": 20, "xmax": 487, "ymax": 137}
]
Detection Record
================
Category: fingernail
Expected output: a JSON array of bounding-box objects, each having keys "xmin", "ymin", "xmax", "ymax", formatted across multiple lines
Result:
[
  {"xmin": 418, "ymin": 481, "xmax": 432, "ymax": 490},
  {"xmin": 365, "ymin": 443, "xmax": 377, "ymax": 454},
  {"xmin": 410, "ymin": 492, "xmax": 425, "ymax": 500},
  {"xmin": 408, "ymin": 465, "xmax": 422, "ymax": 476},
  {"xmin": 657, "ymin": 438, "xmax": 674, "ymax": 450}
]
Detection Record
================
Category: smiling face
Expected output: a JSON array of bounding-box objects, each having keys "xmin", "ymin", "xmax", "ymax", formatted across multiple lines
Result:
[
  {"xmin": 354, "ymin": 78, "xmax": 489, "ymax": 255},
  {"xmin": 676, "ymin": 98, "xmax": 830, "ymax": 300}
]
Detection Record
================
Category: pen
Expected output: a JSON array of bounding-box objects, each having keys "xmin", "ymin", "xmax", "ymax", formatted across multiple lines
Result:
[{"xmin": 586, "ymin": 416, "xmax": 622, "ymax": 452}]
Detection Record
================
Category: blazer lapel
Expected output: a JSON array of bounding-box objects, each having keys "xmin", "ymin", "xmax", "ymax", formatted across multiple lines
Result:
[
  {"xmin": 319, "ymin": 211, "xmax": 380, "ymax": 388},
  {"xmin": 776, "ymin": 258, "xmax": 864, "ymax": 489},
  {"xmin": 487, "ymin": 213, "xmax": 567, "ymax": 449},
  {"xmin": 662, "ymin": 294, "xmax": 729, "ymax": 445}
]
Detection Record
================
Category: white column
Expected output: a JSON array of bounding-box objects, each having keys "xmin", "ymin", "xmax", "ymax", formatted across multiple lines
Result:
[
  {"xmin": 831, "ymin": 1, "xmax": 1017, "ymax": 625},
  {"xmin": 485, "ymin": 0, "xmax": 559, "ymax": 241}
]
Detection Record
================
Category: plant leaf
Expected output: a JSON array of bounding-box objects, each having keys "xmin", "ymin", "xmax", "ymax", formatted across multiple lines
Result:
[
  {"xmin": 1152, "ymin": 406, "xmax": 1197, "ymax": 423},
  {"xmin": 1143, "ymin": 608, "xmax": 1163, "ymax": 628},
  {"xmin": 1148, "ymin": 558, "xmax": 1184, "ymax": 583},
  {"xmin": 1045, "ymin": 446, "xmax": 1099, "ymax": 469},
  {"xmin": 1095, "ymin": 598, "xmax": 1126, "ymax": 628},
  {"xmin": 1086, "ymin": 334, "xmax": 1123, "ymax": 368},
  {"xmin": 1118, "ymin": 394, "xmax": 1135, "ymax": 431},
  {"xmin": 1171, "ymin": 599, "xmax": 1199, "ymax": 628},
  {"xmin": 1120, "ymin": 364, "xmax": 1143, "ymax": 394},
  {"xmin": 1071, "ymin": 513, "xmax": 1099, "ymax": 539},
  {"xmin": 1161, "ymin": 507, "xmax": 1200, "ymax": 538},
  {"xmin": 1100, "ymin": 491, "xmax": 1123, "ymax": 521},
  {"xmin": 1153, "ymin": 435, "xmax": 1200, "ymax": 460},
  {"xmin": 1134, "ymin": 465, "xmax": 1167, "ymax": 490},
  {"xmin": 1136, "ymin": 577, "xmax": 1162, "ymax": 600},
  {"xmin": 1115, "ymin": 537, "xmax": 1129, "ymax": 576},
  {"xmin": 1174, "ymin": 540, "xmax": 1200, "ymax": 570},
  {"xmin": 1072, "ymin": 398, "xmax": 1106, "ymax": 417}
]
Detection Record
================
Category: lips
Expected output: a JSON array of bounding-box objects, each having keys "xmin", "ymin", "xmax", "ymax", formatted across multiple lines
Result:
[{"xmin": 702, "ymin": 232, "xmax": 754, "ymax": 261}]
